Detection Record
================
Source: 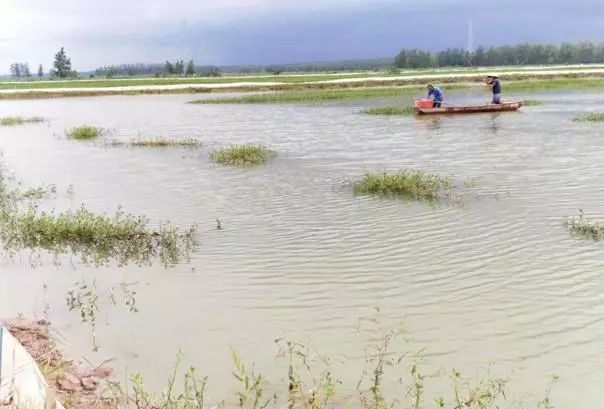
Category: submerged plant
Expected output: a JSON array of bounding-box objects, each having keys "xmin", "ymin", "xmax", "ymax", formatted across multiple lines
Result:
[
  {"xmin": 567, "ymin": 209, "xmax": 604, "ymax": 239},
  {"xmin": 210, "ymin": 144, "xmax": 277, "ymax": 167},
  {"xmin": 67, "ymin": 279, "xmax": 140, "ymax": 351},
  {"xmin": 66, "ymin": 125, "xmax": 103, "ymax": 140},
  {"xmin": 572, "ymin": 112, "xmax": 604, "ymax": 122},
  {"xmin": 0, "ymin": 116, "xmax": 45, "ymax": 126},
  {"xmin": 354, "ymin": 170, "xmax": 452, "ymax": 200},
  {"xmin": 363, "ymin": 106, "xmax": 415, "ymax": 116}
]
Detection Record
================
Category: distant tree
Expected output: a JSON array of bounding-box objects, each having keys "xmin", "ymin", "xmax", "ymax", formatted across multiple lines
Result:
[
  {"xmin": 174, "ymin": 60, "xmax": 184, "ymax": 75},
  {"xmin": 9, "ymin": 63, "xmax": 21, "ymax": 78},
  {"xmin": 21, "ymin": 63, "xmax": 31, "ymax": 77},
  {"xmin": 106, "ymin": 68, "xmax": 117, "ymax": 79},
  {"xmin": 50, "ymin": 47, "xmax": 73, "ymax": 78},
  {"xmin": 165, "ymin": 61, "xmax": 175, "ymax": 74},
  {"xmin": 198, "ymin": 65, "xmax": 221, "ymax": 77},
  {"xmin": 185, "ymin": 60, "xmax": 195, "ymax": 76},
  {"xmin": 37, "ymin": 64, "xmax": 44, "ymax": 77},
  {"xmin": 265, "ymin": 66, "xmax": 282, "ymax": 75}
]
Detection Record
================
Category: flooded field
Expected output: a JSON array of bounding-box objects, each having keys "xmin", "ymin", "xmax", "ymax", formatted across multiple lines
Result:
[{"xmin": 1, "ymin": 90, "xmax": 604, "ymax": 407}]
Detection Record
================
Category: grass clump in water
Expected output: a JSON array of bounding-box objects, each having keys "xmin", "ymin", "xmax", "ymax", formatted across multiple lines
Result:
[
  {"xmin": 364, "ymin": 106, "xmax": 415, "ymax": 116},
  {"xmin": 0, "ymin": 116, "xmax": 44, "ymax": 126},
  {"xmin": 66, "ymin": 125, "xmax": 102, "ymax": 140},
  {"xmin": 572, "ymin": 112, "xmax": 604, "ymax": 122},
  {"xmin": 523, "ymin": 99, "xmax": 544, "ymax": 106},
  {"xmin": 0, "ymin": 205, "xmax": 195, "ymax": 266},
  {"xmin": 210, "ymin": 144, "xmax": 276, "ymax": 166},
  {"xmin": 354, "ymin": 170, "xmax": 452, "ymax": 200},
  {"xmin": 129, "ymin": 137, "xmax": 202, "ymax": 148},
  {"xmin": 567, "ymin": 209, "xmax": 604, "ymax": 239}
]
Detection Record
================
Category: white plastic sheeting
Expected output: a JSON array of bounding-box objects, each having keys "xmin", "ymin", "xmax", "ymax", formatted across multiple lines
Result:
[{"xmin": 0, "ymin": 325, "xmax": 64, "ymax": 409}]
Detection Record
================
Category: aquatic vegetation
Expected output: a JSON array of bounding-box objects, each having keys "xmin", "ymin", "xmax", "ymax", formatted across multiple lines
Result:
[
  {"xmin": 0, "ymin": 116, "xmax": 44, "ymax": 126},
  {"xmin": 66, "ymin": 125, "xmax": 102, "ymax": 140},
  {"xmin": 84, "ymin": 310, "xmax": 557, "ymax": 409},
  {"xmin": 354, "ymin": 170, "xmax": 452, "ymax": 200},
  {"xmin": 567, "ymin": 209, "xmax": 604, "ymax": 239},
  {"xmin": 20, "ymin": 185, "xmax": 56, "ymax": 200},
  {"xmin": 210, "ymin": 144, "xmax": 277, "ymax": 166},
  {"xmin": 572, "ymin": 112, "xmax": 604, "ymax": 122},
  {"xmin": 66, "ymin": 279, "xmax": 138, "ymax": 351},
  {"xmin": 364, "ymin": 106, "xmax": 415, "ymax": 115},
  {"xmin": 0, "ymin": 205, "xmax": 195, "ymax": 266},
  {"xmin": 523, "ymin": 99, "xmax": 544, "ymax": 106},
  {"xmin": 129, "ymin": 137, "xmax": 202, "ymax": 147}
]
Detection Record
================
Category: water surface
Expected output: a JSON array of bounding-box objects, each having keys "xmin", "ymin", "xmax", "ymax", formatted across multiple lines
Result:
[{"xmin": 1, "ymin": 90, "xmax": 604, "ymax": 407}]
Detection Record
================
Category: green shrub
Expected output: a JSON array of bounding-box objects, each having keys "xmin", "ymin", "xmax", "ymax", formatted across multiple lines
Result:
[
  {"xmin": 210, "ymin": 144, "xmax": 276, "ymax": 166},
  {"xmin": 354, "ymin": 170, "xmax": 452, "ymax": 200},
  {"xmin": 66, "ymin": 125, "xmax": 102, "ymax": 140}
]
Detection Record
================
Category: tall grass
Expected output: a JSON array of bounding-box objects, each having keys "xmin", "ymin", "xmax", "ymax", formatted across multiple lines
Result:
[
  {"xmin": 572, "ymin": 112, "xmax": 604, "ymax": 122},
  {"xmin": 66, "ymin": 125, "xmax": 102, "ymax": 140},
  {"xmin": 0, "ymin": 116, "xmax": 44, "ymax": 126},
  {"xmin": 354, "ymin": 170, "xmax": 452, "ymax": 200},
  {"xmin": 210, "ymin": 144, "xmax": 277, "ymax": 166}
]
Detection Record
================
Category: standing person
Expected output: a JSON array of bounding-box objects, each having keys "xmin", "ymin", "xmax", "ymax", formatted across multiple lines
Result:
[
  {"xmin": 486, "ymin": 75, "xmax": 501, "ymax": 104},
  {"xmin": 426, "ymin": 84, "xmax": 443, "ymax": 107}
]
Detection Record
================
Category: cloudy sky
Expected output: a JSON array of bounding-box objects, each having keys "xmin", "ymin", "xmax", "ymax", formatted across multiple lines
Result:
[{"xmin": 1, "ymin": 0, "xmax": 603, "ymax": 73}]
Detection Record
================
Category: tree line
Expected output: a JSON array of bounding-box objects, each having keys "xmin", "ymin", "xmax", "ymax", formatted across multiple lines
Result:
[
  {"xmin": 95, "ymin": 61, "xmax": 221, "ymax": 77},
  {"xmin": 8, "ymin": 47, "xmax": 75, "ymax": 79},
  {"xmin": 394, "ymin": 41, "xmax": 604, "ymax": 69}
]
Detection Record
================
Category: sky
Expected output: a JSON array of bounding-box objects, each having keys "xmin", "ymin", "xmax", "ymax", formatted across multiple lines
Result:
[{"xmin": 1, "ymin": 0, "xmax": 603, "ymax": 73}]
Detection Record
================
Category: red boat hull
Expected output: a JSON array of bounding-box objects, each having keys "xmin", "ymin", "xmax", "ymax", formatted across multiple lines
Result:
[{"xmin": 415, "ymin": 101, "xmax": 523, "ymax": 115}]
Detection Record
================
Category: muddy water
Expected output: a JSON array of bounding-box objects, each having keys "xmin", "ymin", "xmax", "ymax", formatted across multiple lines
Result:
[{"xmin": 1, "ymin": 90, "xmax": 604, "ymax": 407}]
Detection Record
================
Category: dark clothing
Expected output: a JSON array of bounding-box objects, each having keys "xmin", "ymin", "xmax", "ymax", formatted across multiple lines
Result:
[
  {"xmin": 491, "ymin": 79, "xmax": 501, "ymax": 94},
  {"xmin": 427, "ymin": 87, "xmax": 443, "ymax": 102},
  {"xmin": 433, "ymin": 101, "xmax": 442, "ymax": 108}
]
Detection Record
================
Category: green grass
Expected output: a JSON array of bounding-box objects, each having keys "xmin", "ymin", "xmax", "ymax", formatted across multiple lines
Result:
[
  {"xmin": 0, "ymin": 116, "xmax": 44, "ymax": 126},
  {"xmin": 523, "ymin": 99, "xmax": 545, "ymax": 106},
  {"xmin": 505, "ymin": 77, "xmax": 604, "ymax": 93},
  {"xmin": 572, "ymin": 112, "xmax": 604, "ymax": 122},
  {"xmin": 66, "ymin": 125, "xmax": 102, "ymax": 140},
  {"xmin": 191, "ymin": 87, "xmax": 427, "ymax": 104},
  {"xmin": 354, "ymin": 170, "xmax": 452, "ymax": 200},
  {"xmin": 364, "ymin": 106, "xmax": 416, "ymax": 115},
  {"xmin": 210, "ymin": 144, "xmax": 277, "ymax": 166},
  {"xmin": 1, "ymin": 65, "xmax": 603, "ymax": 91}
]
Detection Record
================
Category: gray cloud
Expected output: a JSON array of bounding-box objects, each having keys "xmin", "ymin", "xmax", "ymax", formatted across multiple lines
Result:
[{"xmin": 1, "ymin": 0, "xmax": 603, "ymax": 73}]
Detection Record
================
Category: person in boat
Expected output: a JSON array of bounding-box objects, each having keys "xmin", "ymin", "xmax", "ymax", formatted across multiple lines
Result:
[
  {"xmin": 486, "ymin": 75, "xmax": 501, "ymax": 104},
  {"xmin": 426, "ymin": 84, "xmax": 443, "ymax": 107}
]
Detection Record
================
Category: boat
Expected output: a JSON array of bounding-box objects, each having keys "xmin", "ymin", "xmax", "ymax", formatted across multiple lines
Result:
[{"xmin": 414, "ymin": 99, "xmax": 523, "ymax": 115}]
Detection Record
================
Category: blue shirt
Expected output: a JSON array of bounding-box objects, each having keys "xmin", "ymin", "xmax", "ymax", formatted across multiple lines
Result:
[{"xmin": 428, "ymin": 87, "xmax": 443, "ymax": 102}]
